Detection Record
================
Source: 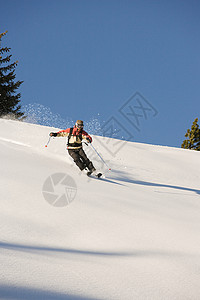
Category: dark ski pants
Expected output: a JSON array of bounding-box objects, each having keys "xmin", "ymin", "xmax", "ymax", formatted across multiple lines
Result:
[{"xmin": 68, "ymin": 148, "xmax": 95, "ymax": 171}]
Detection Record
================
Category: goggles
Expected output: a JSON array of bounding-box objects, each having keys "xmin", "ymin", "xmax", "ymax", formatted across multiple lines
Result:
[{"xmin": 76, "ymin": 123, "xmax": 84, "ymax": 128}]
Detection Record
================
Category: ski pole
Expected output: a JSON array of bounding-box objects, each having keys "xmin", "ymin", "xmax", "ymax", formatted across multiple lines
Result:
[
  {"xmin": 45, "ymin": 136, "xmax": 51, "ymax": 148},
  {"xmin": 90, "ymin": 143, "xmax": 111, "ymax": 171}
]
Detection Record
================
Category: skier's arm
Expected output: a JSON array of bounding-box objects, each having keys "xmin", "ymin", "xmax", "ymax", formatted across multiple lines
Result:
[
  {"xmin": 82, "ymin": 130, "xmax": 92, "ymax": 143},
  {"xmin": 49, "ymin": 128, "xmax": 70, "ymax": 137},
  {"xmin": 57, "ymin": 130, "xmax": 69, "ymax": 137}
]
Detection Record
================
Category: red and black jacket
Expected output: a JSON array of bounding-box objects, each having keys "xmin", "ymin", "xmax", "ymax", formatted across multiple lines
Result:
[{"xmin": 56, "ymin": 126, "xmax": 92, "ymax": 149}]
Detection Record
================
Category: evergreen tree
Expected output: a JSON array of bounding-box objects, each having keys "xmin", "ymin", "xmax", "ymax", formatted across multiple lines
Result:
[
  {"xmin": 181, "ymin": 118, "xmax": 200, "ymax": 151},
  {"xmin": 0, "ymin": 31, "xmax": 25, "ymax": 119}
]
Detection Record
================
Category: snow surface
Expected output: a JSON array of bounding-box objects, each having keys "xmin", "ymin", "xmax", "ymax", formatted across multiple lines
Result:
[{"xmin": 0, "ymin": 118, "xmax": 200, "ymax": 300}]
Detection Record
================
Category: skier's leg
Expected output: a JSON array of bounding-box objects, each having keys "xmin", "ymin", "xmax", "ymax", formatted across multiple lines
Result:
[
  {"xmin": 78, "ymin": 148, "xmax": 96, "ymax": 171},
  {"xmin": 68, "ymin": 149, "xmax": 85, "ymax": 171}
]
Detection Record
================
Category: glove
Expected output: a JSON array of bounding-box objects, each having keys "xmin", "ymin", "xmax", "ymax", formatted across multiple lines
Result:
[
  {"xmin": 86, "ymin": 137, "xmax": 91, "ymax": 143},
  {"xmin": 49, "ymin": 132, "xmax": 57, "ymax": 137}
]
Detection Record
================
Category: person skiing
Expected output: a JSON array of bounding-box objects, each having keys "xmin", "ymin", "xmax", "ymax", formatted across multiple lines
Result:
[{"xmin": 49, "ymin": 120, "xmax": 96, "ymax": 175}]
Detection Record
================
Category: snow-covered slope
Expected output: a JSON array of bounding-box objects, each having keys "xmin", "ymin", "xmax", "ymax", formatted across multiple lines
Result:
[{"xmin": 0, "ymin": 118, "xmax": 200, "ymax": 300}]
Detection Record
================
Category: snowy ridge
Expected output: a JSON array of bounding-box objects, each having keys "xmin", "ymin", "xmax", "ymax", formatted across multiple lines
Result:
[{"xmin": 0, "ymin": 118, "xmax": 200, "ymax": 300}]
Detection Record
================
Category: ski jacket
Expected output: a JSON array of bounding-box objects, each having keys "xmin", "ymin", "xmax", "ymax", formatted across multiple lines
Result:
[{"xmin": 56, "ymin": 126, "xmax": 92, "ymax": 149}]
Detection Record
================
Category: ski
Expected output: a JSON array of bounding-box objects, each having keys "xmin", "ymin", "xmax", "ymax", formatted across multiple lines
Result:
[{"xmin": 87, "ymin": 171, "xmax": 103, "ymax": 178}]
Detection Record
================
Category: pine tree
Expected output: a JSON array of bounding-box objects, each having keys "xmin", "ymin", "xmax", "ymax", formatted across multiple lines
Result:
[
  {"xmin": 0, "ymin": 31, "xmax": 25, "ymax": 119},
  {"xmin": 181, "ymin": 118, "xmax": 200, "ymax": 151}
]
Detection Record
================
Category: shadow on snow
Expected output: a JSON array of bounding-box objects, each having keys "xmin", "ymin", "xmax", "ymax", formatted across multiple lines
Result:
[
  {"xmin": 0, "ymin": 241, "xmax": 132, "ymax": 257},
  {"xmin": 0, "ymin": 284, "xmax": 101, "ymax": 300},
  {"xmin": 108, "ymin": 169, "xmax": 200, "ymax": 196},
  {"xmin": 0, "ymin": 241, "xmax": 198, "ymax": 259}
]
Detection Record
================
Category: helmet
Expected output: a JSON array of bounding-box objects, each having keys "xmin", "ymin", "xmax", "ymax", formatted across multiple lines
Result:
[{"xmin": 75, "ymin": 119, "xmax": 84, "ymax": 128}]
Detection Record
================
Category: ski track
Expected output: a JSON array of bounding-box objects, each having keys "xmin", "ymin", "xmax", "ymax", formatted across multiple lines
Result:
[{"xmin": 0, "ymin": 137, "xmax": 31, "ymax": 147}]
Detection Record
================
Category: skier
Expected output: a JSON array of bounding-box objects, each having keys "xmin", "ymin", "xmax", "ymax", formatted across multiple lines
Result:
[{"xmin": 49, "ymin": 120, "xmax": 96, "ymax": 175}]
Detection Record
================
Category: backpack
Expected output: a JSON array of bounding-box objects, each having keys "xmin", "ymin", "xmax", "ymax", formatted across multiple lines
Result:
[{"xmin": 67, "ymin": 127, "xmax": 83, "ymax": 146}]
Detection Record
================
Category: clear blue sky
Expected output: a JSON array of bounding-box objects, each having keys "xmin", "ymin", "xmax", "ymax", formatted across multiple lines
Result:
[{"xmin": 1, "ymin": 0, "xmax": 200, "ymax": 147}]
